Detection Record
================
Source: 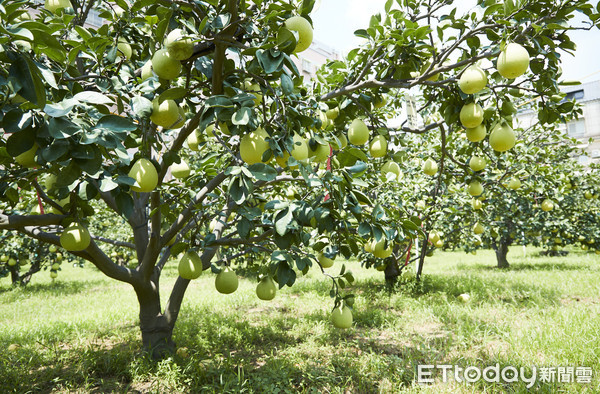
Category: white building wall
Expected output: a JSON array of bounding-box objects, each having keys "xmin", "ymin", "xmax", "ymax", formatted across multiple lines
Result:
[
  {"xmin": 516, "ymin": 80, "xmax": 600, "ymax": 164},
  {"xmin": 290, "ymin": 41, "xmax": 341, "ymax": 80}
]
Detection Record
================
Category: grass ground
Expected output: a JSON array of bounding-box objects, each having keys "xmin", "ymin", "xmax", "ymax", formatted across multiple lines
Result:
[{"xmin": 1, "ymin": 247, "xmax": 599, "ymax": 393}]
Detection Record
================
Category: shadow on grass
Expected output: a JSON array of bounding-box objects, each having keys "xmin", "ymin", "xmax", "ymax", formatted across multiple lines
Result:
[
  {"xmin": 172, "ymin": 308, "xmax": 425, "ymax": 391},
  {"xmin": 0, "ymin": 279, "xmax": 106, "ymax": 298},
  {"xmin": 0, "ymin": 286, "xmax": 588, "ymax": 393},
  {"xmin": 1, "ymin": 255, "xmax": 594, "ymax": 393},
  {"xmin": 460, "ymin": 261, "xmax": 592, "ymax": 272},
  {"xmin": 347, "ymin": 272, "xmax": 562, "ymax": 309},
  {"xmin": 0, "ymin": 337, "xmax": 140, "ymax": 393}
]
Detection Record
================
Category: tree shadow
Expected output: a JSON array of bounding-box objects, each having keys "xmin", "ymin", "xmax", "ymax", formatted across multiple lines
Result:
[
  {"xmin": 345, "ymin": 272, "xmax": 562, "ymax": 309},
  {"xmin": 461, "ymin": 261, "xmax": 592, "ymax": 272},
  {"xmin": 171, "ymin": 307, "xmax": 423, "ymax": 391},
  {"xmin": 0, "ymin": 337, "xmax": 139, "ymax": 393},
  {"xmin": 0, "ymin": 279, "xmax": 105, "ymax": 297},
  {"xmin": 0, "ymin": 284, "xmax": 588, "ymax": 393}
]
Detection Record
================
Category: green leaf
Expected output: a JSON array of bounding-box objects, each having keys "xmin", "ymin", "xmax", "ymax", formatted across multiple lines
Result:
[
  {"xmin": 115, "ymin": 192, "xmax": 134, "ymax": 218},
  {"xmin": 248, "ymin": 163, "xmax": 277, "ymax": 181},
  {"xmin": 75, "ymin": 148, "xmax": 102, "ymax": 175},
  {"xmin": 358, "ymin": 222, "xmax": 371, "ymax": 237},
  {"xmin": 1, "ymin": 110, "xmax": 29, "ymax": 134},
  {"xmin": 116, "ymin": 175, "xmax": 136, "ymax": 186},
  {"xmin": 31, "ymin": 31, "xmax": 66, "ymax": 62},
  {"xmin": 6, "ymin": 128, "xmax": 35, "ymax": 157},
  {"xmin": 44, "ymin": 98, "xmax": 78, "ymax": 117},
  {"xmin": 403, "ymin": 219, "xmax": 420, "ymax": 231},
  {"xmin": 95, "ymin": 115, "xmax": 137, "ymax": 133},
  {"xmin": 99, "ymin": 178, "xmax": 119, "ymax": 192},
  {"xmin": 205, "ymin": 96, "xmax": 234, "ymax": 108},
  {"xmin": 558, "ymin": 80, "xmax": 581, "ymax": 86},
  {"xmin": 158, "ymin": 87, "xmax": 188, "ymax": 102},
  {"xmin": 503, "ymin": 0, "xmax": 515, "ymax": 15},
  {"xmin": 274, "ymin": 208, "xmax": 293, "ymax": 236},
  {"xmin": 343, "ymin": 272, "xmax": 355, "ymax": 283},
  {"xmin": 78, "ymin": 181, "xmax": 98, "ymax": 201},
  {"xmin": 237, "ymin": 217, "xmax": 251, "ymax": 239},
  {"xmin": 354, "ymin": 190, "xmax": 373, "ymax": 206},
  {"xmin": 70, "ymin": 144, "xmax": 97, "ymax": 160},
  {"xmin": 256, "ymin": 49, "xmax": 284, "ymax": 74},
  {"xmin": 74, "ymin": 25, "xmax": 92, "ymax": 42},
  {"xmin": 170, "ymin": 242, "xmax": 187, "ymax": 256},
  {"xmin": 354, "ymin": 29, "xmax": 369, "ymax": 39},
  {"xmin": 37, "ymin": 64, "xmax": 58, "ymax": 89},
  {"xmin": 8, "ymin": 54, "xmax": 46, "ymax": 108},
  {"xmin": 131, "ymin": 96, "xmax": 153, "ymax": 118},
  {"xmin": 48, "ymin": 117, "xmax": 79, "ymax": 139},
  {"xmin": 41, "ymin": 140, "xmax": 70, "ymax": 162},
  {"xmin": 232, "ymin": 107, "xmax": 252, "ymax": 125},
  {"xmin": 225, "ymin": 166, "xmax": 242, "ymax": 176},
  {"xmin": 73, "ymin": 91, "xmax": 113, "ymax": 105},
  {"xmin": 346, "ymin": 161, "xmax": 367, "ymax": 174},
  {"xmin": 6, "ymin": 27, "xmax": 34, "ymax": 41},
  {"xmin": 299, "ymin": 0, "xmax": 316, "ymax": 16},
  {"xmin": 276, "ymin": 27, "xmax": 297, "ymax": 55},
  {"xmin": 228, "ymin": 177, "xmax": 247, "ymax": 204},
  {"xmin": 280, "ymin": 73, "xmax": 294, "ymax": 96}
]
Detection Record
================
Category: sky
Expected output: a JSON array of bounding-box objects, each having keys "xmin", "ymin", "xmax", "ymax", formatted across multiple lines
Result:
[{"xmin": 311, "ymin": 0, "xmax": 600, "ymax": 83}]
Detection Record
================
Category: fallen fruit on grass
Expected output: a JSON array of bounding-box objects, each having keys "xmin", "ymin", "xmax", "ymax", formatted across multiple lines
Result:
[{"xmin": 457, "ymin": 293, "xmax": 471, "ymax": 303}]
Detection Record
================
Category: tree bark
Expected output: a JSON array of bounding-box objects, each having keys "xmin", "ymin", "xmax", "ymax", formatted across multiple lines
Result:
[
  {"xmin": 19, "ymin": 260, "xmax": 41, "ymax": 286},
  {"xmin": 9, "ymin": 265, "xmax": 19, "ymax": 285},
  {"xmin": 416, "ymin": 235, "xmax": 429, "ymax": 281},
  {"xmin": 493, "ymin": 237, "xmax": 510, "ymax": 268},
  {"xmin": 384, "ymin": 257, "xmax": 401, "ymax": 286},
  {"xmin": 135, "ymin": 281, "xmax": 175, "ymax": 358}
]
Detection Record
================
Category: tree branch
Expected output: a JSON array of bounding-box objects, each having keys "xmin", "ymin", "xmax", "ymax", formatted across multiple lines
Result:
[
  {"xmin": 0, "ymin": 213, "xmax": 65, "ymax": 229},
  {"xmin": 211, "ymin": 229, "xmax": 274, "ymax": 246},
  {"xmin": 92, "ymin": 235, "xmax": 136, "ymax": 249},
  {"xmin": 32, "ymin": 180, "xmax": 66, "ymax": 214},
  {"xmin": 157, "ymin": 111, "xmax": 205, "ymax": 183},
  {"xmin": 161, "ymin": 171, "xmax": 228, "ymax": 247},
  {"xmin": 140, "ymin": 191, "xmax": 162, "ymax": 281},
  {"xmin": 12, "ymin": 224, "xmax": 136, "ymax": 284}
]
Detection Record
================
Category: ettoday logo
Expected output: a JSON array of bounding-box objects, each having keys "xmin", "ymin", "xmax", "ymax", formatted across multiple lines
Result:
[{"xmin": 417, "ymin": 364, "xmax": 593, "ymax": 387}]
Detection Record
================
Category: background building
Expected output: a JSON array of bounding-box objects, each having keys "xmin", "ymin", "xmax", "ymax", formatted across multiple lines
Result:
[
  {"xmin": 561, "ymin": 80, "xmax": 600, "ymax": 165},
  {"xmin": 516, "ymin": 79, "xmax": 600, "ymax": 165},
  {"xmin": 290, "ymin": 41, "xmax": 341, "ymax": 80}
]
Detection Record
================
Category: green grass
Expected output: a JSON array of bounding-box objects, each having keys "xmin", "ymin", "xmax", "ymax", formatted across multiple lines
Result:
[{"xmin": 1, "ymin": 247, "xmax": 599, "ymax": 393}]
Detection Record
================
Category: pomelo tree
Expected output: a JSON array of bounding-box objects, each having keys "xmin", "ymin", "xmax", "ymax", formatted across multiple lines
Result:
[
  {"xmin": 1, "ymin": 0, "xmax": 598, "ymax": 356},
  {"xmin": 427, "ymin": 123, "xmax": 598, "ymax": 268}
]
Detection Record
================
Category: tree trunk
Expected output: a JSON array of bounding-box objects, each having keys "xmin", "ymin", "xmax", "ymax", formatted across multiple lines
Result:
[
  {"xmin": 416, "ymin": 235, "xmax": 429, "ymax": 281},
  {"xmin": 384, "ymin": 255, "xmax": 401, "ymax": 286},
  {"xmin": 494, "ymin": 237, "xmax": 510, "ymax": 268},
  {"xmin": 20, "ymin": 260, "xmax": 41, "ymax": 286},
  {"xmin": 136, "ymin": 282, "xmax": 175, "ymax": 358},
  {"xmin": 9, "ymin": 265, "xmax": 19, "ymax": 285}
]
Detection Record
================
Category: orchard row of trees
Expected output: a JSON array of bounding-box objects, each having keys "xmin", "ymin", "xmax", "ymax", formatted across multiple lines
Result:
[{"xmin": 1, "ymin": 0, "xmax": 599, "ymax": 356}]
